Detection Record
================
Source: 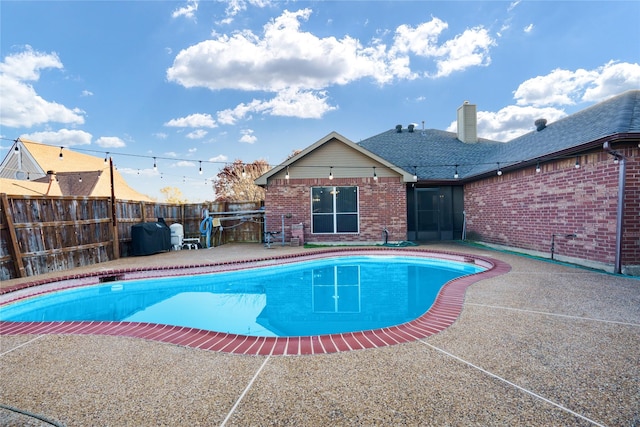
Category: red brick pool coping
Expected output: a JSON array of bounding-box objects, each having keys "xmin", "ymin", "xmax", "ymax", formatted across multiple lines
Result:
[{"xmin": 0, "ymin": 247, "xmax": 510, "ymax": 355}]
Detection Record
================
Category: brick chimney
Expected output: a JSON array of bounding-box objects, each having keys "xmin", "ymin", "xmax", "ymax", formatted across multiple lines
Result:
[{"xmin": 457, "ymin": 101, "xmax": 477, "ymax": 143}]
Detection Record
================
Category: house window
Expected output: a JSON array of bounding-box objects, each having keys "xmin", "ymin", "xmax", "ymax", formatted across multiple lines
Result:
[{"xmin": 311, "ymin": 186, "xmax": 359, "ymax": 234}]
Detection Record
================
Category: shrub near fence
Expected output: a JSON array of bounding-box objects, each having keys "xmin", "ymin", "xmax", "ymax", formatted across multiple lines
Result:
[{"xmin": 0, "ymin": 194, "xmax": 263, "ymax": 280}]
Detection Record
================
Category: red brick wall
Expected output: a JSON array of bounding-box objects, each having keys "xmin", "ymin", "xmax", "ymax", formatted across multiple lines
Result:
[
  {"xmin": 264, "ymin": 176, "xmax": 407, "ymax": 243},
  {"xmin": 464, "ymin": 146, "xmax": 639, "ymax": 270}
]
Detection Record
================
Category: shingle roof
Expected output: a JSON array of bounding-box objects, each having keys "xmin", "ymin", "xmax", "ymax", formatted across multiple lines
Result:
[
  {"xmin": 358, "ymin": 89, "xmax": 640, "ymax": 181},
  {"xmin": 2, "ymin": 140, "xmax": 154, "ymax": 201}
]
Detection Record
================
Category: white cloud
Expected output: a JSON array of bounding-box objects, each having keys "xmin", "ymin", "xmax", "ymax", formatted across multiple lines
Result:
[
  {"xmin": 165, "ymin": 151, "xmax": 178, "ymax": 157},
  {"xmin": 118, "ymin": 167, "xmax": 157, "ymax": 178},
  {"xmin": 219, "ymin": 0, "xmax": 272, "ymax": 25},
  {"xmin": 523, "ymin": 24, "xmax": 534, "ymax": 33},
  {"xmin": 218, "ymin": 89, "xmax": 337, "ymax": 124},
  {"xmin": 168, "ymin": 9, "xmax": 497, "ymax": 121},
  {"xmin": 154, "ymin": 132, "xmax": 168, "ymax": 139},
  {"xmin": 172, "ymin": 1, "xmax": 198, "ymax": 20},
  {"xmin": 175, "ymin": 160, "xmax": 196, "ymax": 168},
  {"xmin": 209, "ymin": 154, "xmax": 228, "ymax": 163},
  {"xmin": 81, "ymin": 90, "xmax": 93, "ymax": 97},
  {"xmin": 0, "ymin": 47, "xmax": 85, "ymax": 128},
  {"xmin": 582, "ymin": 61, "xmax": 640, "ymax": 102},
  {"xmin": 21, "ymin": 128, "xmax": 92, "ymax": 146},
  {"xmin": 514, "ymin": 61, "xmax": 640, "ymax": 106},
  {"xmin": 164, "ymin": 113, "xmax": 217, "ymax": 128},
  {"xmin": 168, "ymin": 10, "xmax": 495, "ymax": 95},
  {"xmin": 186, "ymin": 129, "xmax": 208, "ymax": 139},
  {"xmin": 168, "ymin": 9, "xmax": 380, "ymax": 91},
  {"xmin": 239, "ymin": 129, "xmax": 257, "ymax": 144},
  {"xmin": 430, "ymin": 26, "xmax": 495, "ymax": 78},
  {"xmin": 391, "ymin": 18, "xmax": 449, "ymax": 57},
  {"xmin": 508, "ymin": 1, "xmax": 521, "ymax": 12},
  {"xmin": 95, "ymin": 136, "xmax": 126, "ymax": 148}
]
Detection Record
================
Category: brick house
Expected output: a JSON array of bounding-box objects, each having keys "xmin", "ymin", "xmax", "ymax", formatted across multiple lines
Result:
[{"xmin": 258, "ymin": 90, "xmax": 639, "ymax": 274}]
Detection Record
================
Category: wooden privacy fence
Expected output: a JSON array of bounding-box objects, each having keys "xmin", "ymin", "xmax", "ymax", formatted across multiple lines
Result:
[{"xmin": 0, "ymin": 194, "xmax": 263, "ymax": 280}]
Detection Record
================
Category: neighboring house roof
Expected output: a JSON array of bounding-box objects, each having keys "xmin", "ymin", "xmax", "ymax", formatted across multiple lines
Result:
[
  {"xmin": 0, "ymin": 176, "xmax": 62, "ymax": 196},
  {"xmin": 359, "ymin": 89, "xmax": 640, "ymax": 181},
  {"xmin": 256, "ymin": 131, "xmax": 416, "ymax": 185},
  {"xmin": 0, "ymin": 140, "xmax": 154, "ymax": 201}
]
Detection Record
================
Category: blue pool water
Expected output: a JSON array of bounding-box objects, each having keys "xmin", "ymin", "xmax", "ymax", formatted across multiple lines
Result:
[{"xmin": 0, "ymin": 255, "xmax": 483, "ymax": 337}]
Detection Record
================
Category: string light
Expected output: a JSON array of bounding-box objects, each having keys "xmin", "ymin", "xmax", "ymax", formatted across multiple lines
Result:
[
  {"xmin": 78, "ymin": 174, "xmax": 82, "ymax": 183},
  {"xmin": 413, "ymin": 166, "xmax": 418, "ymax": 181},
  {"xmin": 1, "ymin": 136, "xmax": 608, "ymax": 186},
  {"xmin": 373, "ymin": 166, "xmax": 378, "ymax": 181},
  {"xmin": 454, "ymin": 164, "xmax": 459, "ymax": 179},
  {"xmin": 329, "ymin": 167, "xmax": 333, "ymax": 180},
  {"xmin": 285, "ymin": 166, "xmax": 290, "ymax": 180},
  {"xmin": 242, "ymin": 165, "xmax": 246, "ymax": 178},
  {"xmin": 199, "ymin": 161, "xmax": 203, "ymax": 175}
]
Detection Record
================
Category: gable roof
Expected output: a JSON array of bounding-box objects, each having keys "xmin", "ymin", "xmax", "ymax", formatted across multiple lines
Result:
[
  {"xmin": 256, "ymin": 131, "xmax": 416, "ymax": 185},
  {"xmin": 359, "ymin": 89, "xmax": 640, "ymax": 181},
  {"xmin": 0, "ymin": 139, "xmax": 154, "ymax": 201}
]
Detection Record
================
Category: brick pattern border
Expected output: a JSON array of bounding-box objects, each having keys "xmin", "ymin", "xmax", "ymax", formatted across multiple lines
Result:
[{"xmin": 0, "ymin": 248, "xmax": 510, "ymax": 355}]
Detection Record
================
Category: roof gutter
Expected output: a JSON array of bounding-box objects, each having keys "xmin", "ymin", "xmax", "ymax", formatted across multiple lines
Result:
[{"xmin": 602, "ymin": 141, "xmax": 626, "ymax": 274}]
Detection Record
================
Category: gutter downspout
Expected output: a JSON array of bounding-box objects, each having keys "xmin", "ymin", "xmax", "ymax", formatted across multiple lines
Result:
[{"xmin": 603, "ymin": 141, "xmax": 626, "ymax": 274}]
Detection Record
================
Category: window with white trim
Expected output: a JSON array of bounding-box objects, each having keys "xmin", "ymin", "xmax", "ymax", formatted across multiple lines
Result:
[{"xmin": 311, "ymin": 186, "xmax": 359, "ymax": 234}]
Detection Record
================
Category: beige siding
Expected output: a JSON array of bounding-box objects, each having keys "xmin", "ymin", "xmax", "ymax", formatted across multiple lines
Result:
[{"xmin": 271, "ymin": 139, "xmax": 400, "ymax": 180}]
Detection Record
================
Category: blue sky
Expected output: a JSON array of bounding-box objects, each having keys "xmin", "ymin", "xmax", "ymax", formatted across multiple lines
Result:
[{"xmin": 1, "ymin": 0, "xmax": 639, "ymax": 202}]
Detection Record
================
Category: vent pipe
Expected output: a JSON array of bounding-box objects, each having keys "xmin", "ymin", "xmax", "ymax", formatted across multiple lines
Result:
[
  {"xmin": 395, "ymin": 124, "xmax": 402, "ymax": 133},
  {"xmin": 535, "ymin": 118, "xmax": 547, "ymax": 131},
  {"xmin": 408, "ymin": 124, "xmax": 415, "ymax": 133}
]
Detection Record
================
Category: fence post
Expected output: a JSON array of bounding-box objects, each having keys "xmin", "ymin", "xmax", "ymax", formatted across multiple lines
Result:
[
  {"xmin": 0, "ymin": 193, "xmax": 26, "ymax": 278},
  {"xmin": 109, "ymin": 158, "xmax": 120, "ymax": 259}
]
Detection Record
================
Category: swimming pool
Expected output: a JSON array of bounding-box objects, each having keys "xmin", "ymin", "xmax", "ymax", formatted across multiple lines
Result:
[
  {"xmin": 0, "ymin": 248, "xmax": 508, "ymax": 355},
  {"xmin": 0, "ymin": 255, "xmax": 483, "ymax": 337}
]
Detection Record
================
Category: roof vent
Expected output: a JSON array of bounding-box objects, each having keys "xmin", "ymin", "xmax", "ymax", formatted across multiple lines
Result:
[
  {"xmin": 535, "ymin": 118, "xmax": 547, "ymax": 131},
  {"xmin": 395, "ymin": 124, "xmax": 402, "ymax": 133},
  {"xmin": 408, "ymin": 124, "xmax": 415, "ymax": 133}
]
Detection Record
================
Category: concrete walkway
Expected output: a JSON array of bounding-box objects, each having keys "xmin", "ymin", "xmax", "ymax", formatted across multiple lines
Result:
[{"xmin": 1, "ymin": 242, "xmax": 638, "ymax": 426}]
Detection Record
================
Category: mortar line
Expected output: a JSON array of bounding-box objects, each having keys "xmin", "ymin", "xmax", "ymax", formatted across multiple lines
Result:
[
  {"xmin": 420, "ymin": 341, "xmax": 606, "ymax": 427},
  {"xmin": 220, "ymin": 355, "xmax": 271, "ymax": 427},
  {"xmin": 466, "ymin": 303, "xmax": 639, "ymax": 327},
  {"xmin": 0, "ymin": 335, "xmax": 45, "ymax": 357}
]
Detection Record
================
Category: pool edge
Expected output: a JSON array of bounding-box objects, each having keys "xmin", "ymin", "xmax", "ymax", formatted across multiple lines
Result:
[{"xmin": 0, "ymin": 247, "xmax": 511, "ymax": 356}]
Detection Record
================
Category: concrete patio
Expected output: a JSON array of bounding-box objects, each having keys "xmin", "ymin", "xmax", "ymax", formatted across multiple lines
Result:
[{"xmin": 1, "ymin": 242, "xmax": 638, "ymax": 426}]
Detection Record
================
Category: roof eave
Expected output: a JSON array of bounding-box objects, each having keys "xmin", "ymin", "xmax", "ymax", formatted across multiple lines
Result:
[{"xmin": 460, "ymin": 132, "xmax": 639, "ymax": 183}]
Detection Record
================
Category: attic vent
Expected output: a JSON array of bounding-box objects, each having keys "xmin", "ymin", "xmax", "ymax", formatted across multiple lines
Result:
[
  {"xmin": 535, "ymin": 118, "xmax": 547, "ymax": 131},
  {"xmin": 395, "ymin": 124, "xmax": 402, "ymax": 133},
  {"xmin": 408, "ymin": 124, "xmax": 415, "ymax": 133}
]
